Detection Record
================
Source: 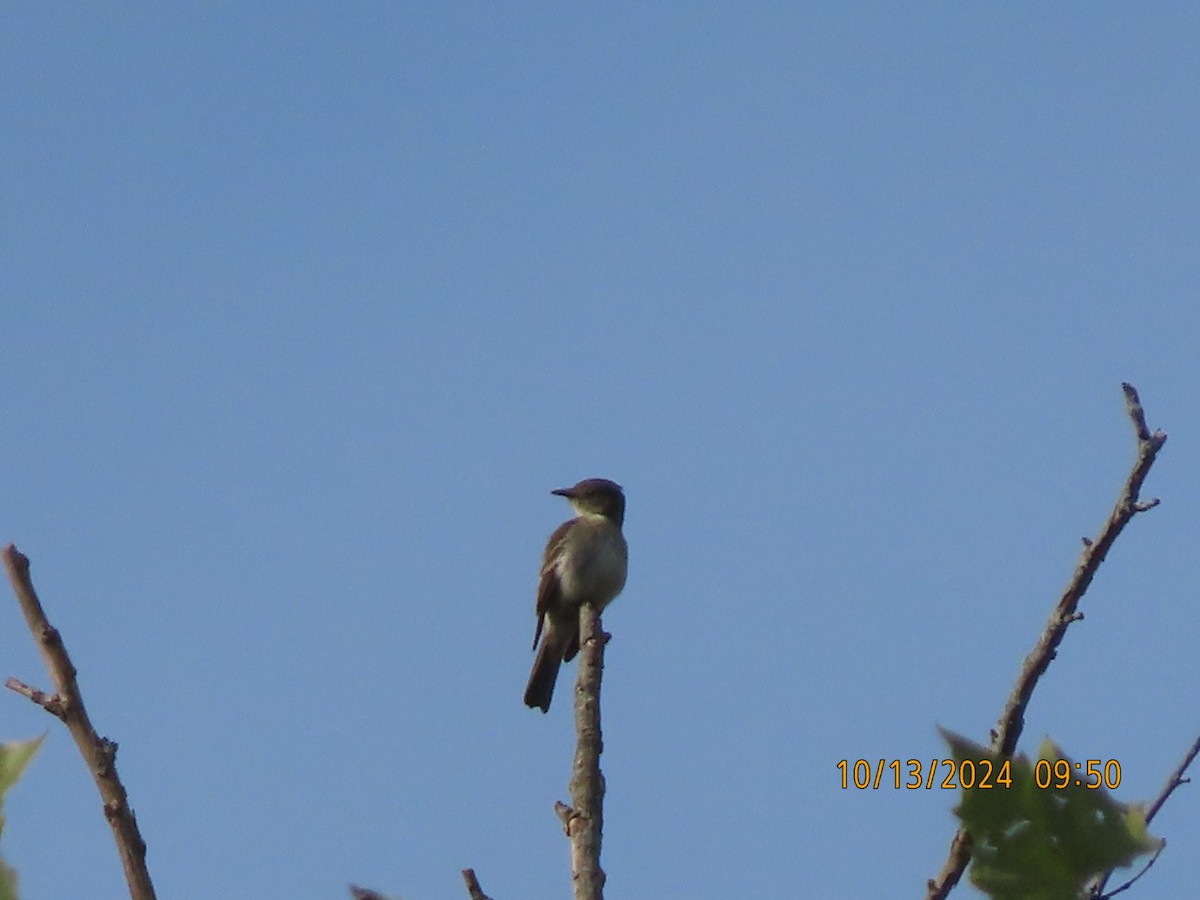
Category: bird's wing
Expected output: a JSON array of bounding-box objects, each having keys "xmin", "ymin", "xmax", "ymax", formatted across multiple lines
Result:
[{"xmin": 531, "ymin": 519, "xmax": 573, "ymax": 650}]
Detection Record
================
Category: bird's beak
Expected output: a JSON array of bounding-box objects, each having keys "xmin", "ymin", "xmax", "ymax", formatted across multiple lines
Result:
[{"xmin": 551, "ymin": 487, "xmax": 572, "ymax": 498}]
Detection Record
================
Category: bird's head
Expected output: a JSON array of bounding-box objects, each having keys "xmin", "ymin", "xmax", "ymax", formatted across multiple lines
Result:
[{"xmin": 552, "ymin": 478, "xmax": 625, "ymax": 527}]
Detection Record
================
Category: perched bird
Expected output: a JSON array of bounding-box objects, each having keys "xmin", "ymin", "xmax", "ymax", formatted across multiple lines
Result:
[{"xmin": 524, "ymin": 478, "xmax": 628, "ymax": 713}]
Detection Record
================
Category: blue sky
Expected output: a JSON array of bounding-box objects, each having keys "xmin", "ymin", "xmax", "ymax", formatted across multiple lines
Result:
[{"xmin": 3, "ymin": 5, "xmax": 1199, "ymax": 898}]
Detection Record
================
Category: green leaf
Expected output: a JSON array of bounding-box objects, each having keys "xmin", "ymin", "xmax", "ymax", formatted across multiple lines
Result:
[
  {"xmin": 941, "ymin": 729, "xmax": 1161, "ymax": 900},
  {"xmin": 0, "ymin": 736, "xmax": 42, "ymax": 900},
  {"xmin": 0, "ymin": 856, "xmax": 17, "ymax": 900},
  {"xmin": 0, "ymin": 737, "xmax": 44, "ymax": 836}
]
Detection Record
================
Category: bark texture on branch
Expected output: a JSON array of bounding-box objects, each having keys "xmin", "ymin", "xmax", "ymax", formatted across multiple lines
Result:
[{"xmin": 4, "ymin": 544, "xmax": 157, "ymax": 900}]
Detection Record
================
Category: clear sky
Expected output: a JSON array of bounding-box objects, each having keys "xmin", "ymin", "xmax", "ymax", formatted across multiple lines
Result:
[{"xmin": 3, "ymin": 5, "xmax": 1199, "ymax": 899}]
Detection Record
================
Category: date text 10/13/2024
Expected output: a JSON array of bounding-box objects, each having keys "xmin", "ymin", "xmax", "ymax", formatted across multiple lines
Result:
[{"xmin": 836, "ymin": 758, "xmax": 1123, "ymax": 791}]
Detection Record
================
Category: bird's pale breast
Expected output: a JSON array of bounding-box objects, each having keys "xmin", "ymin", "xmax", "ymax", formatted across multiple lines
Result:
[{"xmin": 555, "ymin": 516, "xmax": 628, "ymax": 609}]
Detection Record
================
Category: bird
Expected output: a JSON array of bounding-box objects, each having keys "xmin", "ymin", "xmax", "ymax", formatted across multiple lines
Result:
[{"xmin": 524, "ymin": 478, "xmax": 628, "ymax": 713}]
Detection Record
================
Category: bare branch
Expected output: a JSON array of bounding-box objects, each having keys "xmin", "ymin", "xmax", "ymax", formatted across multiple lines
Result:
[
  {"xmin": 461, "ymin": 868, "xmax": 495, "ymax": 900},
  {"xmin": 4, "ymin": 544, "xmax": 157, "ymax": 900},
  {"xmin": 1121, "ymin": 381, "xmax": 1153, "ymax": 441},
  {"xmin": 4, "ymin": 675, "xmax": 66, "ymax": 718},
  {"xmin": 925, "ymin": 385, "xmax": 1167, "ymax": 899},
  {"xmin": 1144, "ymin": 732, "xmax": 1200, "ymax": 825},
  {"xmin": 565, "ymin": 603, "xmax": 607, "ymax": 900},
  {"xmin": 1093, "ymin": 841, "xmax": 1166, "ymax": 897}
]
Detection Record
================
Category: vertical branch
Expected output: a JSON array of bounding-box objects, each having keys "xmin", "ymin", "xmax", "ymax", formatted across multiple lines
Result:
[
  {"xmin": 3, "ymin": 545, "xmax": 157, "ymax": 900},
  {"xmin": 556, "ymin": 602, "xmax": 607, "ymax": 900}
]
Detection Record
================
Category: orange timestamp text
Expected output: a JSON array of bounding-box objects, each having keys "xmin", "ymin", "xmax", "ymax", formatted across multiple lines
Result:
[{"xmin": 836, "ymin": 758, "xmax": 1122, "ymax": 790}]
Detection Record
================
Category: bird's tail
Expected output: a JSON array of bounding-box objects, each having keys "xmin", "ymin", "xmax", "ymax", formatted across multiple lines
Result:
[{"xmin": 524, "ymin": 634, "xmax": 563, "ymax": 713}]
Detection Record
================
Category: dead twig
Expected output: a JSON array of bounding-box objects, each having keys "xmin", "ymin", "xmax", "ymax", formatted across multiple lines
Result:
[
  {"xmin": 4, "ymin": 544, "xmax": 156, "ymax": 900},
  {"xmin": 461, "ymin": 867, "xmax": 495, "ymax": 900}
]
